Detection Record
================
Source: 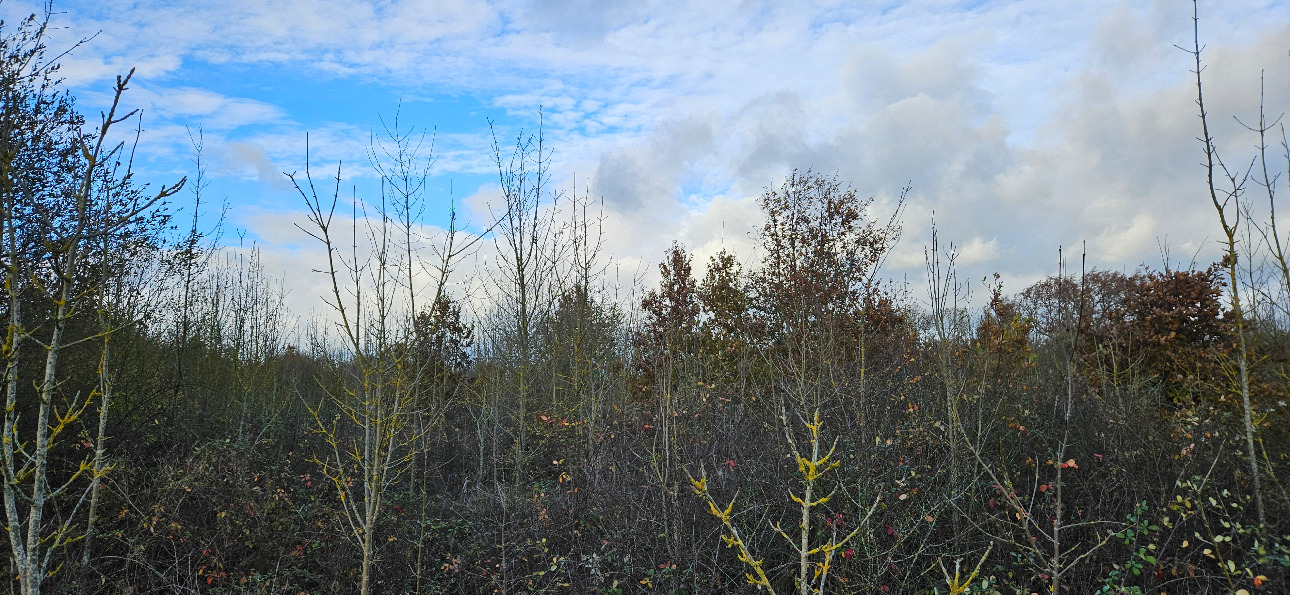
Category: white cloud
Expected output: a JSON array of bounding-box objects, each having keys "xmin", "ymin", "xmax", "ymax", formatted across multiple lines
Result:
[
  {"xmin": 225, "ymin": 142, "xmax": 292, "ymax": 188},
  {"xmin": 8, "ymin": 0, "xmax": 1287, "ymax": 316},
  {"xmin": 957, "ymin": 236, "xmax": 1002, "ymax": 266}
]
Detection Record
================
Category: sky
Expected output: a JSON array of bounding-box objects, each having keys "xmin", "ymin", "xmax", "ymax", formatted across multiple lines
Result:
[{"xmin": 12, "ymin": 0, "xmax": 1290, "ymax": 319}]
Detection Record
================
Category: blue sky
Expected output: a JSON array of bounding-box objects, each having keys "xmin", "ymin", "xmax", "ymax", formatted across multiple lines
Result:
[{"xmin": 13, "ymin": 0, "xmax": 1290, "ymax": 315}]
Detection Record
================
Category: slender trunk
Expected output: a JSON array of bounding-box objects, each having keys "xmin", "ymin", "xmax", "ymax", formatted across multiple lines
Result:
[
  {"xmin": 1232, "ymin": 283, "xmax": 1266, "ymax": 524},
  {"xmin": 26, "ymin": 280, "xmax": 75, "ymax": 595},
  {"xmin": 0, "ymin": 133, "xmax": 22, "ymax": 592},
  {"xmin": 81, "ymin": 330, "xmax": 112, "ymax": 565},
  {"xmin": 3, "ymin": 296, "xmax": 27, "ymax": 593},
  {"xmin": 1, "ymin": 134, "xmax": 22, "ymax": 579},
  {"xmin": 1052, "ymin": 416, "xmax": 1065, "ymax": 595},
  {"xmin": 1190, "ymin": 0, "xmax": 1266, "ymax": 526},
  {"xmin": 83, "ymin": 219, "xmax": 117, "ymax": 567},
  {"xmin": 517, "ymin": 362, "xmax": 527, "ymax": 480},
  {"xmin": 360, "ymin": 528, "xmax": 373, "ymax": 595},
  {"xmin": 415, "ymin": 411, "xmax": 430, "ymax": 593},
  {"xmin": 798, "ymin": 435, "xmax": 815, "ymax": 595},
  {"xmin": 945, "ymin": 362, "xmax": 960, "ymax": 548},
  {"xmin": 361, "ymin": 377, "xmax": 378, "ymax": 592}
]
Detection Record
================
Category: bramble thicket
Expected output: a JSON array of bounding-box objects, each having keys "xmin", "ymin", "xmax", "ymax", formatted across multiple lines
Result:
[{"xmin": 2, "ymin": 2, "xmax": 1289, "ymax": 593}]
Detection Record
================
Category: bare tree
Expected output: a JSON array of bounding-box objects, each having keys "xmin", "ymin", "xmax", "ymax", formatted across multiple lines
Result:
[
  {"xmin": 292, "ymin": 107, "xmax": 484, "ymax": 592},
  {"xmin": 0, "ymin": 22, "xmax": 183, "ymax": 589},
  {"xmin": 366, "ymin": 110, "xmax": 488, "ymax": 589},
  {"xmin": 81, "ymin": 111, "xmax": 175, "ymax": 567},
  {"xmin": 924, "ymin": 218, "xmax": 971, "ymax": 548},
  {"xmin": 1184, "ymin": 0, "xmax": 1265, "ymax": 526},
  {"xmin": 486, "ymin": 116, "xmax": 559, "ymax": 480},
  {"xmin": 293, "ymin": 147, "xmax": 408, "ymax": 595}
]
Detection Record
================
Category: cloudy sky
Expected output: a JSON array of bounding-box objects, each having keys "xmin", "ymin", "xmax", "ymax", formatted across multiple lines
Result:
[{"xmin": 14, "ymin": 0, "xmax": 1290, "ymax": 315}]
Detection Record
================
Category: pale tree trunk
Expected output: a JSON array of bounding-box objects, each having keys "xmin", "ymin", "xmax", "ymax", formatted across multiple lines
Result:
[
  {"xmin": 1189, "ymin": 0, "xmax": 1266, "ymax": 525},
  {"xmin": 2, "ymin": 162, "xmax": 27, "ymax": 591},
  {"xmin": 361, "ymin": 511, "xmax": 375, "ymax": 595},
  {"xmin": 81, "ymin": 328, "xmax": 112, "ymax": 566},
  {"xmin": 0, "ymin": 13, "xmax": 181, "ymax": 590},
  {"xmin": 22, "ymin": 274, "xmax": 76, "ymax": 595}
]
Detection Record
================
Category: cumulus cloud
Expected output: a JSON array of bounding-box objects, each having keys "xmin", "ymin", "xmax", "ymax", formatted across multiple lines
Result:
[{"xmin": 10, "ymin": 0, "xmax": 1288, "ymax": 316}]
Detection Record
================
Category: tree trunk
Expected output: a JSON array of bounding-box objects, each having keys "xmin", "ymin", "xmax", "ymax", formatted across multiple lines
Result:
[{"xmin": 81, "ymin": 331, "xmax": 112, "ymax": 566}]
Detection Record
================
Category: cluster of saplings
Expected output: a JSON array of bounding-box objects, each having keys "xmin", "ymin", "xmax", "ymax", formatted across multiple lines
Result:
[{"xmin": 3, "ymin": 5, "xmax": 1288, "ymax": 595}]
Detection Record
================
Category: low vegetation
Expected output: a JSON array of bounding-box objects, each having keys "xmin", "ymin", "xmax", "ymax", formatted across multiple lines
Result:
[{"xmin": 2, "ymin": 2, "xmax": 1288, "ymax": 593}]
